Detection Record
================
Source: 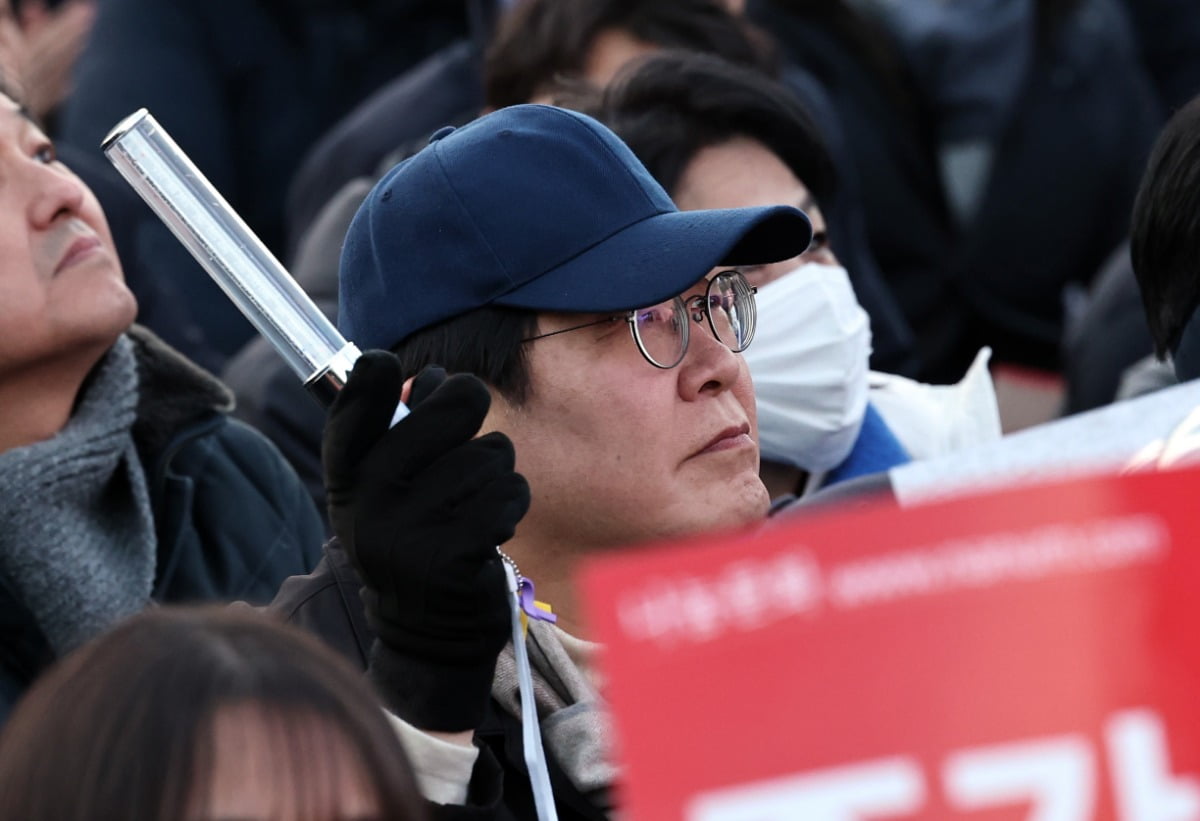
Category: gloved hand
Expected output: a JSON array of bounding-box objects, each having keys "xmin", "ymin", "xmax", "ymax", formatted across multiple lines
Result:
[{"xmin": 323, "ymin": 351, "xmax": 530, "ymax": 731}]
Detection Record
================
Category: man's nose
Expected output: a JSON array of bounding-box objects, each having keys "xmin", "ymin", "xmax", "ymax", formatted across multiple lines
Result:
[
  {"xmin": 676, "ymin": 317, "xmax": 743, "ymax": 399},
  {"xmin": 28, "ymin": 164, "xmax": 85, "ymax": 229}
]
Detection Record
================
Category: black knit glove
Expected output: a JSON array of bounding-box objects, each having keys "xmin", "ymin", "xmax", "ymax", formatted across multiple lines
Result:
[{"xmin": 323, "ymin": 351, "xmax": 530, "ymax": 731}]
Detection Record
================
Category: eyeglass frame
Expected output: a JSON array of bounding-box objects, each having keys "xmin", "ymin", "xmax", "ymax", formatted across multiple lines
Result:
[{"xmin": 520, "ymin": 269, "xmax": 758, "ymax": 369}]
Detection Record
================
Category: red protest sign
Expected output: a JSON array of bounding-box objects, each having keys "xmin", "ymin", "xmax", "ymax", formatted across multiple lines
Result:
[{"xmin": 580, "ymin": 465, "xmax": 1200, "ymax": 820}]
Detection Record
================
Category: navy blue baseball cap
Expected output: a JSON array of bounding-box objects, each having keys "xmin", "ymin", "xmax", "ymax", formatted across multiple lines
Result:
[{"xmin": 338, "ymin": 104, "xmax": 812, "ymax": 351}]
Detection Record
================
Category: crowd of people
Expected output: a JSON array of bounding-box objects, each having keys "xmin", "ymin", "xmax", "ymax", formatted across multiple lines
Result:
[{"xmin": 0, "ymin": 0, "xmax": 1198, "ymax": 817}]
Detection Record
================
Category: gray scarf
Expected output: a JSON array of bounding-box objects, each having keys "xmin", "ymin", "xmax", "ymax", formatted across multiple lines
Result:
[
  {"xmin": 0, "ymin": 336, "xmax": 156, "ymax": 653},
  {"xmin": 493, "ymin": 620, "xmax": 619, "ymax": 804}
]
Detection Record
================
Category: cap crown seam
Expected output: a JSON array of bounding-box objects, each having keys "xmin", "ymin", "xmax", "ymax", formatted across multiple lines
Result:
[
  {"xmin": 432, "ymin": 140, "xmax": 517, "ymax": 294},
  {"xmin": 512, "ymin": 108, "xmax": 671, "ymax": 281},
  {"xmin": 556, "ymin": 106, "xmax": 664, "ymax": 216}
]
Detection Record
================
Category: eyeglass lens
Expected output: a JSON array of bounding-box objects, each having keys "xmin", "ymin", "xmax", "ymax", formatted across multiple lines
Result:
[
  {"xmin": 705, "ymin": 272, "xmax": 755, "ymax": 352},
  {"xmin": 629, "ymin": 271, "xmax": 756, "ymax": 368},
  {"xmin": 630, "ymin": 300, "xmax": 690, "ymax": 368}
]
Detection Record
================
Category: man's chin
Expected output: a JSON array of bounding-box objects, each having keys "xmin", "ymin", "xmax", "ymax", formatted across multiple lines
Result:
[
  {"xmin": 726, "ymin": 467, "xmax": 771, "ymax": 512},
  {"xmin": 679, "ymin": 474, "xmax": 771, "ymax": 539}
]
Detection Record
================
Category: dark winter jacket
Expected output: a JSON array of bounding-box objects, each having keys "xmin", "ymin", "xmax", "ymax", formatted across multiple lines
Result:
[
  {"xmin": 1062, "ymin": 243, "xmax": 1155, "ymax": 414},
  {"xmin": 0, "ymin": 327, "xmax": 324, "ymax": 721},
  {"xmin": 1118, "ymin": 0, "xmax": 1200, "ymax": 113}
]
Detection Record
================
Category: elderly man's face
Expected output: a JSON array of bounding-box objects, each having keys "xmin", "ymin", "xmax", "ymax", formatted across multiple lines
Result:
[
  {"xmin": 486, "ymin": 275, "xmax": 769, "ymax": 554},
  {"xmin": 0, "ymin": 93, "xmax": 134, "ymax": 380}
]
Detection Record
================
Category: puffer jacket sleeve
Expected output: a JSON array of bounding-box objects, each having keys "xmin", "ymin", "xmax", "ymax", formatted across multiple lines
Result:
[{"xmin": 150, "ymin": 416, "xmax": 324, "ymax": 605}]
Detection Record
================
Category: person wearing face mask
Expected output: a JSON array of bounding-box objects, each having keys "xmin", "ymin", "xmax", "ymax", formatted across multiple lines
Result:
[{"xmin": 592, "ymin": 52, "xmax": 1001, "ymax": 498}]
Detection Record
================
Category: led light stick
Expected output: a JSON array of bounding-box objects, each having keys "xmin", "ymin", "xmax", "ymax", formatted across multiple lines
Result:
[
  {"xmin": 101, "ymin": 108, "xmax": 404, "ymax": 418},
  {"xmin": 102, "ymin": 109, "xmax": 558, "ymax": 821}
]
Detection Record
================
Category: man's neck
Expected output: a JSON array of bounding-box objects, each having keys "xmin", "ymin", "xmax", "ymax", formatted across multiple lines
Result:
[
  {"xmin": 0, "ymin": 357, "xmax": 96, "ymax": 453},
  {"xmin": 501, "ymin": 538, "xmax": 587, "ymax": 639}
]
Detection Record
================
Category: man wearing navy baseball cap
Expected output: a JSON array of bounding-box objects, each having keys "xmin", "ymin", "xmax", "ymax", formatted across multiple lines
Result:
[{"xmin": 280, "ymin": 104, "xmax": 811, "ymax": 819}]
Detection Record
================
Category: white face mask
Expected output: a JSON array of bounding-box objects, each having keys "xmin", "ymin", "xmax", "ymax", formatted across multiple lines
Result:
[{"xmin": 742, "ymin": 263, "xmax": 872, "ymax": 472}]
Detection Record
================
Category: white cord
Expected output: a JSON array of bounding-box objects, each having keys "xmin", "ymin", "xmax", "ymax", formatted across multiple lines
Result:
[{"xmin": 504, "ymin": 562, "xmax": 559, "ymax": 821}]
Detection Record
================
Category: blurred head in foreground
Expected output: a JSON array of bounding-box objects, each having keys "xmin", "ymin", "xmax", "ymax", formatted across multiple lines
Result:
[{"xmin": 0, "ymin": 606, "xmax": 427, "ymax": 821}]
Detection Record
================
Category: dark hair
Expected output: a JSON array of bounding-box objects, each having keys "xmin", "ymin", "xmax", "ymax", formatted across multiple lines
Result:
[
  {"xmin": 0, "ymin": 607, "xmax": 428, "ymax": 821},
  {"xmin": 589, "ymin": 50, "xmax": 836, "ymax": 205},
  {"xmin": 1130, "ymin": 94, "xmax": 1200, "ymax": 358},
  {"xmin": 484, "ymin": 0, "xmax": 776, "ymax": 109},
  {"xmin": 392, "ymin": 304, "xmax": 538, "ymax": 405}
]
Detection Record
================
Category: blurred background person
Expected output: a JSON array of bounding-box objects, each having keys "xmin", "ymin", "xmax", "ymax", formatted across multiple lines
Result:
[
  {"xmin": 0, "ymin": 606, "xmax": 428, "ymax": 820},
  {"xmin": 743, "ymin": 0, "xmax": 948, "ymax": 373},
  {"xmin": 0, "ymin": 0, "xmax": 93, "ymax": 129},
  {"xmin": 1118, "ymin": 0, "xmax": 1200, "ymax": 116},
  {"xmin": 746, "ymin": 0, "xmax": 1161, "ymax": 421}
]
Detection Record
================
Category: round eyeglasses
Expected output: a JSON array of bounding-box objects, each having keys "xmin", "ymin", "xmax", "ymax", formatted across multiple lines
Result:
[{"xmin": 521, "ymin": 270, "xmax": 758, "ymax": 369}]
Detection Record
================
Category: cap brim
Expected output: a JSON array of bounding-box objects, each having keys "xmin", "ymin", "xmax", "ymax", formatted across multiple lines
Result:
[{"xmin": 494, "ymin": 204, "xmax": 812, "ymax": 313}]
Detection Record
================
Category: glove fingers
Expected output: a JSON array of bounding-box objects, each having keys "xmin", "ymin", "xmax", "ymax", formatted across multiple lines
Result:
[
  {"xmin": 463, "ymin": 473, "xmax": 531, "ymax": 548},
  {"xmin": 405, "ymin": 432, "xmax": 517, "ymax": 503},
  {"xmin": 323, "ymin": 350, "xmax": 404, "ymax": 490},
  {"xmin": 434, "ymin": 473, "xmax": 532, "ymax": 567},
  {"xmin": 429, "ymin": 560, "xmax": 510, "ymax": 647},
  {"xmin": 347, "ymin": 430, "xmax": 521, "ymax": 587},
  {"xmin": 366, "ymin": 464, "xmax": 529, "ymax": 598},
  {"xmin": 408, "ymin": 365, "xmax": 447, "ymax": 408},
  {"xmin": 365, "ymin": 372, "xmax": 496, "ymax": 480}
]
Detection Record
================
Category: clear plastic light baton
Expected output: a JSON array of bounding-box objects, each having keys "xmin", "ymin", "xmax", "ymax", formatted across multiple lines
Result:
[
  {"xmin": 102, "ymin": 109, "xmax": 558, "ymax": 821},
  {"xmin": 101, "ymin": 108, "xmax": 404, "ymax": 419}
]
